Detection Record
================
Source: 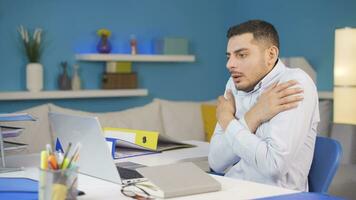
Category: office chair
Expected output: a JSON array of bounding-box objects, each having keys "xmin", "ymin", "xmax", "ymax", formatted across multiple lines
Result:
[
  {"xmin": 209, "ymin": 136, "xmax": 342, "ymax": 194},
  {"xmin": 308, "ymin": 136, "xmax": 342, "ymax": 193}
]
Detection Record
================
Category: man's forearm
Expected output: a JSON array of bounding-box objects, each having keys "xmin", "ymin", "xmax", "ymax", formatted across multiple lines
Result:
[{"xmin": 244, "ymin": 107, "xmax": 262, "ymax": 133}]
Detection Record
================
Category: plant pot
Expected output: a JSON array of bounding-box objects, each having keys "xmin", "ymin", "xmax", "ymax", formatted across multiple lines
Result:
[{"xmin": 26, "ymin": 63, "xmax": 43, "ymax": 92}]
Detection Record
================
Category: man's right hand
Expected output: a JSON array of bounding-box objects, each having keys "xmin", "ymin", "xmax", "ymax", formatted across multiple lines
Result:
[{"xmin": 245, "ymin": 80, "xmax": 304, "ymax": 133}]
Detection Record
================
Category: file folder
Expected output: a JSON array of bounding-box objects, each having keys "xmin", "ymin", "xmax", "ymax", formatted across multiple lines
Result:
[
  {"xmin": 0, "ymin": 177, "xmax": 38, "ymax": 200},
  {"xmin": 104, "ymin": 127, "xmax": 159, "ymax": 150},
  {"xmin": 105, "ymin": 138, "xmax": 158, "ymax": 159}
]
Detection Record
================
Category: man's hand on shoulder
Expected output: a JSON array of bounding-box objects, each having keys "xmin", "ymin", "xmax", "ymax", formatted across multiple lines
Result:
[
  {"xmin": 217, "ymin": 90, "xmax": 236, "ymax": 130},
  {"xmin": 245, "ymin": 80, "xmax": 304, "ymax": 133}
]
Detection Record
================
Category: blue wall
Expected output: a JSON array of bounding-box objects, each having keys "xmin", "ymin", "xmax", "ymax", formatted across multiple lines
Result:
[
  {"xmin": 1, "ymin": 0, "xmax": 356, "ymax": 113},
  {"xmin": 235, "ymin": 0, "xmax": 356, "ymax": 91},
  {"xmin": 0, "ymin": 0, "xmax": 233, "ymax": 112}
]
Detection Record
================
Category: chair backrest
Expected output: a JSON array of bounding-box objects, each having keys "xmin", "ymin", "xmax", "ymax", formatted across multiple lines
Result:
[{"xmin": 308, "ymin": 136, "xmax": 342, "ymax": 193}]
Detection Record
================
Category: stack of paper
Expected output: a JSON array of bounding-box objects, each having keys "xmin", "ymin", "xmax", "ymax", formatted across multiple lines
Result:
[
  {"xmin": 0, "ymin": 113, "xmax": 36, "ymax": 171},
  {"xmin": 0, "ymin": 126, "xmax": 24, "ymax": 138},
  {"xmin": 0, "ymin": 113, "xmax": 35, "ymax": 152},
  {"xmin": 0, "ymin": 113, "xmax": 36, "ymax": 122}
]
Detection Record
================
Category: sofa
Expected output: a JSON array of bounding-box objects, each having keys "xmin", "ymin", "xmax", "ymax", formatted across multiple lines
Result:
[
  {"xmin": 3, "ymin": 97, "xmax": 333, "ymax": 156},
  {"xmin": 3, "ymin": 98, "xmax": 216, "ymax": 154}
]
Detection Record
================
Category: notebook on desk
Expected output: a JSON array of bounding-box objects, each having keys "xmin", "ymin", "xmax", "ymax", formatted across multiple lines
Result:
[{"xmin": 136, "ymin": 162, "xmax": 221, "ymax": 198}]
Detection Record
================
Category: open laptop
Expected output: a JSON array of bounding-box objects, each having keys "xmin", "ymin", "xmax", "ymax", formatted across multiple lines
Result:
[{"xmin": 48, "ymin": 112, "xmax": 146, "ymax": 185}]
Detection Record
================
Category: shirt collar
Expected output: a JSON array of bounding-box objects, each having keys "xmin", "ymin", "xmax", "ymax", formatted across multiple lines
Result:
[{"xmin": 237, "ymin": 59, "xmax": 286, "ymax": 95}]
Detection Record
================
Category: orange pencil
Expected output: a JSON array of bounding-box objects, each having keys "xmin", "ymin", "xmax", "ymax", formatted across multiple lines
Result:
[{"xmin": 48, "ymin": 154, "xmax": 59, "ymax": 170}]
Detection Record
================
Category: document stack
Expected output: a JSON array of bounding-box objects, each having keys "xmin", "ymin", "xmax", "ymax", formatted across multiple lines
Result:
[{"xmin": 0, "ymin": 113, "xmax": 36, "ymax": 173}]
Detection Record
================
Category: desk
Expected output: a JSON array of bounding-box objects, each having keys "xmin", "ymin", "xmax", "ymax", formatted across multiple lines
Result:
[{"xmin": 1, "ymin": 140, "xmax": 299, "ymax": 199}]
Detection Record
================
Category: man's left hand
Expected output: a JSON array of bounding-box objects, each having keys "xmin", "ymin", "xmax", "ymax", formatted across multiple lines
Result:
[{"xmin": 217, "ymin": 90, "xmax": 236, "ymax": 130}]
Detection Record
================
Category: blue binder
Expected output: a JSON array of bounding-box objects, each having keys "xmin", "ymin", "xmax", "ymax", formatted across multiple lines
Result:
[{"xmin": 0, "ymin": 177, "xmax": 38, "ymax": 200}]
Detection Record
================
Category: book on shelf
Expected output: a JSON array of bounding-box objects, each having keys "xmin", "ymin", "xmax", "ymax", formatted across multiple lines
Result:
[
  {"xmin": 106, "ymin": 61, "xmax": 132, "ymax": 73},
  {"xmin": 103, "ymin": 127, "xmax": 195, "ymax": 159}
]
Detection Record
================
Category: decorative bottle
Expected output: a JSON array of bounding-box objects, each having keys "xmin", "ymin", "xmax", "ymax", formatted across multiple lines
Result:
[
  {"xmin": 71, "ymin": 64, "xmax": 81, "ymax": 90},
  {"xmin": 58, "ymin": 61, "xmax": 71, "ymax": 90},
  {"xmin": 130, "ymin": 34, "xmax": 137, "ymax": 55}
]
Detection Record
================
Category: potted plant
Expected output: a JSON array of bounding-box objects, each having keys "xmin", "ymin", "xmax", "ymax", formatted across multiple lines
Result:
[{"xmin": 18, "ymin": 25, "xmax": 44, "ymax": 92}]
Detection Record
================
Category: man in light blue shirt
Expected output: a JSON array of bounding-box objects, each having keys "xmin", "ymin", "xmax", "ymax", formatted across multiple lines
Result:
[{"xmin": 208, "ymin": 20, "xmax": 320, "ymax": 191}]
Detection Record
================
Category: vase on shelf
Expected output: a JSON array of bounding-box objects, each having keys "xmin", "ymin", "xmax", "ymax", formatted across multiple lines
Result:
[
  {"xmin": 58, "ymin": 62, "xmax": 71, "ymax": 90},
  {"xmin": 97, "ymin": 35, "xmax": 112, "ymax": 54},
  {"xmin": 26, "ymin": 63, "xmax": 43, "ymax": 92},
  {"xmin": 71, "ymin": 64, "xmax": 81, "ymax": 90}
]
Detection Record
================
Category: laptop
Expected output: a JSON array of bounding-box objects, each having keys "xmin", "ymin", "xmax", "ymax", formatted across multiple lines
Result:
[
  {"xmin": 49, "ymin": 112, "xmax": 221, "ymax": 198},
  {"xmin": 48, "ymin": 112, "xmax": 146, "ymax": 185}
]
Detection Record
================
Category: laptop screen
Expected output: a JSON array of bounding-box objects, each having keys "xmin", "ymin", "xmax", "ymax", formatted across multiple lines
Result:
[{"xmin": 49, "ymin": 112, "xmax": 122, "ymax": 184}]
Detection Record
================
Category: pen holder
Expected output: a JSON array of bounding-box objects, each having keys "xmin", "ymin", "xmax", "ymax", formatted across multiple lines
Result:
[{"xmin": 39, "ymin": 166, "xmax": 78, "ymax": 200}]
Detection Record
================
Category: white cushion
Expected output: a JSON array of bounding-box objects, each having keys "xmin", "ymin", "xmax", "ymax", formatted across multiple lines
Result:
[
  {"xmin": 3, "ymin": 104, "xmax": 52, "ymax": 154},
  {"xmin": 49, "ymin": 100, "xmax": 164, "ymax": 133},
  {"xmin": 155, "ymin": 98, "xmax": 205, "ymax": 141}
]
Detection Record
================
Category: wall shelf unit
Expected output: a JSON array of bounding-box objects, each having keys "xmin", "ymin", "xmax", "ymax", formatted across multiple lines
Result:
[
  {"xmin": 75, "ymin": 54, "xmax": 196, "ymax": 62},
  {"xmin": 72, "ymin": 54, "xmax": 196, "ymax": 98},
  {"xmin": 0, "ymin": 89, "xmax": 148, "ymax": 101},
  {"xmin": 0, "ymin": 90, "xmax": 333, "ymax": 101}
]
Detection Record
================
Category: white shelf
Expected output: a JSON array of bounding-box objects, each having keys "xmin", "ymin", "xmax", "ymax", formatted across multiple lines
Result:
[
  {"xmin": 0, "ymin": 89, "xmax": 148, "ymax": 101},
  {"xmin": 0, "ymin": 90, "xmax": 332, "ymax": 101},
  {"xmin": 75, "ymin": 54, "xmax": 195, "ymax": 62},
  {"xmin": 318, "ymin": 91, "xmax": 333, "ymax": 100}
]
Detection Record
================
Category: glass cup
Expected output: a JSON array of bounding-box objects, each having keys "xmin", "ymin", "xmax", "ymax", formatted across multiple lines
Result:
[{"xmin": 38, "ymin": 166, "xmax": 78, "ymax": 200}]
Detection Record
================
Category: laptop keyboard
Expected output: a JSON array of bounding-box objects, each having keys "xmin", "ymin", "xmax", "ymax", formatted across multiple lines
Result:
[{"xmin": 116, "ymin": 166, "xmax": 144, "ymax": 180}]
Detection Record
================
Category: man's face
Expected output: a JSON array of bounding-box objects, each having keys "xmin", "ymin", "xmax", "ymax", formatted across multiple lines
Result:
[{"xmin": 226, "ymin": 33, "xmax": 270, "ymax": 92}]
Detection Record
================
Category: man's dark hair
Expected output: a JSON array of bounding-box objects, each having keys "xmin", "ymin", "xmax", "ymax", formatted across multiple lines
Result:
[{"xmin": 227, "ymin": 20, "xmax": 279, "ymax": 49}]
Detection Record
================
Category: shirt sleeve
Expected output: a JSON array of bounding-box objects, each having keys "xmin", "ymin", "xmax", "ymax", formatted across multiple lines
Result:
[
  {"xmin": 208, "ymin": 78, "xmax": 241, "ymax": 173},
  {"xmin": 208, "ymin": 122, "xmax": 241, "ymax": 173},
  {"xmin": 209, "ymin": 75, "xmax": 319, "ymax": 178}
]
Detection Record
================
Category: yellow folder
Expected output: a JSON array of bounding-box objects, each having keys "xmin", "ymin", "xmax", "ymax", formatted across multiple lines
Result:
[{"xmin": 103, "ymin": 127, "xmax": 159, "ymax": 150}]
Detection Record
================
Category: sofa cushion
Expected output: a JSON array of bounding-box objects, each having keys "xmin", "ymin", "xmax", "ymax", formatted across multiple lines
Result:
[
  {"xmin": 3, "ymin": 104, "xmax": 52, "ymax": 154},
  {"xmin": 201, "ymin": 104, "xmax": 217, "ymax": 142},
  {"xmin": 155, "ymin": 98, "xmax": 205, "ymax": 141},
  {"xmin": 49, "ymin": 100, "xmax": 164, "ymax": 134},
  {"xmin": 318, "ymin": 100, "xmax": 332, "ymax": 137}
]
